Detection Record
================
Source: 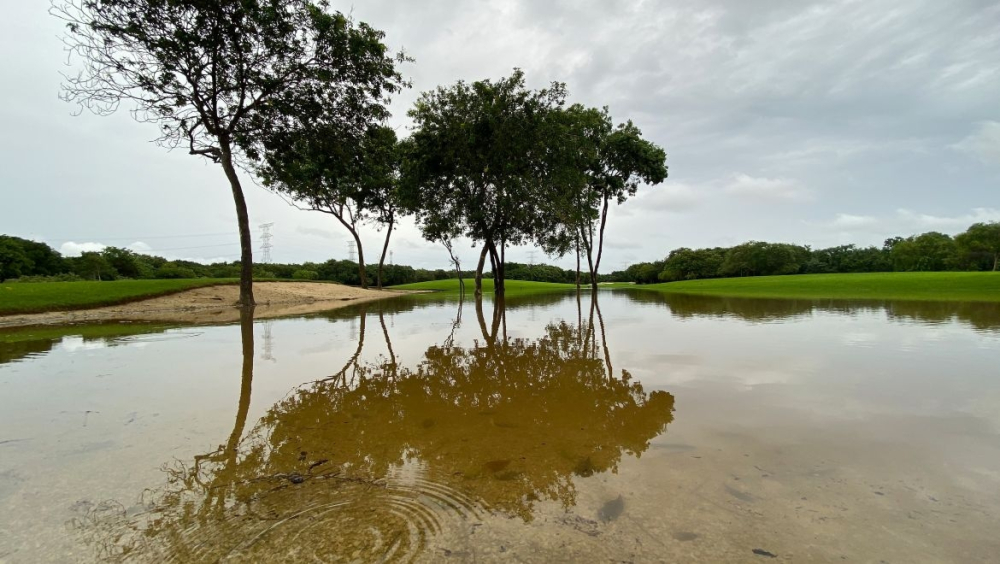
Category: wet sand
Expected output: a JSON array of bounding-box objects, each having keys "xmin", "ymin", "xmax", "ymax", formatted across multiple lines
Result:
[{"xmin": 0, "ymin": 282, "xmax": 414, "ymax": 328}]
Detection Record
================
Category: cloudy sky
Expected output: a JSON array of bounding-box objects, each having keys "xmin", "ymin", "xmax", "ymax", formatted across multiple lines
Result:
[{"xmin": 2, "ymin": 1, "xmax": 998, "ymax": 271}]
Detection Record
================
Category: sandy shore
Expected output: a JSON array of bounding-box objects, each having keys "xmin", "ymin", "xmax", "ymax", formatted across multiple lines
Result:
[{"xmin": 0, "ymin": 282, "xmax": 415, "ymax": 328}]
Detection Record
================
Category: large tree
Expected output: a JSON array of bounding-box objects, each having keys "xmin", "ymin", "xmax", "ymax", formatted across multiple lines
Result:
[
  {"xmin": 54, "ymin": 0, "xmax": 406, "ymax": 305},
  {"xmin": 260, "ymin": 124, "xmax": 402, "ymax": 289},
  {"xmin": 957, "ymin": 221, "xmax": 1000, "ymax": 271},
  {"xmin": 400, "ymin": 70, "xmax": 566, "ymax": 296}
]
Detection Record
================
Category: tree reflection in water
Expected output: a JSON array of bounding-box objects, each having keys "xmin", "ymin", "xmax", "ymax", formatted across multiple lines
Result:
[{"xmin": 75, "ymin": 294, "xmax": 674, "ymax": 563}]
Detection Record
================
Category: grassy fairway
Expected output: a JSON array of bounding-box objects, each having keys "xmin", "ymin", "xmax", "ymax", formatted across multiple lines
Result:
[
  {"xmin": 0, "ymin": 279, "xmax": 237, "ymax": 315},
  {"xmin": 392, "ymin": 278, "xmax": 577, "ymax": 297},
  {"xmin": 626, "ymin": 272, "xmax": 1000, "ymax": 302}
]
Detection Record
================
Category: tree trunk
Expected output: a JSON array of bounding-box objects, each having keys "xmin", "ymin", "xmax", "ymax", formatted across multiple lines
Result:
[
  {"xmin": 575, "ymin": 239, "xmax": 581, "ymax": 291},
  {"xmin": 489, "ymin": 244, "xmax": 499, "ymax": 290},
  {"xmin": 488, "ymin": 240, "xmax": 505, "ymax": 296},
  {"xmin": 475, "ymin": 246, "xmax": 489, "ymax": 296},
  {"xmin": 376, "ymin": 216, "xmax": 394, "ymax": 289},
  {"xmin": 581, "ymin": 224, "xmax": 596, "ymax": 290},
  {"xmin": 219, "ymin": 137, "xmax": 255, "ymax": 307},
  {"xmin": 994, "ymin": 252, "xmax": 998, "ymax": 272},
  {"xmin": 592, "ymin": 195, "xmax": 610, "ymax": 292}
]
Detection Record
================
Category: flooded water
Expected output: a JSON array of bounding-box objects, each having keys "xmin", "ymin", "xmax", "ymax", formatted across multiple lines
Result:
[{"xmin": 2, "ymin": 291, "xmax": 1000, "ymax": 563}]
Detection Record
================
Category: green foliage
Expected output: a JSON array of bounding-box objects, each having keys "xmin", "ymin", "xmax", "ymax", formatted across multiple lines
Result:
[
  {"xmin": 399, "ymin": 70, "xmax": 569, "ymax": 292},
  {"xmin": 291, "ymin": 269, "xmax": 319, "ymax": 280},
  {"xmin": 718, "ymin": 242, "xmax": 810, "ymax": 277},
  {"xmin": 155, "ymin": 263, "xmax": 198, "ymax": 279},
  {"xmin": 73, "ymin": 251, "xmax": 117, "ymax": 281},
  {"xmin": 0, "ymin": 239, "xmax": 33, "ymax": 282},
  {"xmin": 659, "ymin": 248, "xmax": 725, "ymax": 282},
  {"xmin": 956, "ymin": 221, "xmax": 1000, "ymax": 271},
  {"xmin": 890, "ymin": 232, "xmax": 957, "ymax": 272},
  {"xmin": 102, "ymin": 246, "xmax": 153, "ymax": 279}
]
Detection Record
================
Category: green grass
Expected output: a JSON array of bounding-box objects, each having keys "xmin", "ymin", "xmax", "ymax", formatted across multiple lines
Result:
[
  {"xmin": 392, "ymin": 278, "xmax": 577, "ymax": 297},
  {"xmin": 0, "ymin": 279, "xmax": 238, "ymax": 316},
  {"xmin": 625, "ymin": 272, "xmax": 1000, "ymax": 302}
]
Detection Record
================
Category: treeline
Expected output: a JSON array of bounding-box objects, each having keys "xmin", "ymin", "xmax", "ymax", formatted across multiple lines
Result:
[
  {"xmin": 0, "ymin": 235, "xmax": 458, "ymax": 285},
  {"xmin": 614, "ymin": 222, "xmax": 1000, "ymax": 284}
]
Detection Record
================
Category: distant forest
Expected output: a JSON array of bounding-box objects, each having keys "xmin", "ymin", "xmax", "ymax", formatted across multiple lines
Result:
[
  {"xmin": 1, "ymin": 221, "xmax": 998, "ymax": 286},
  {"xmin": 618, "ymin": 221, "xmax": 1000, "ymax": 284}
]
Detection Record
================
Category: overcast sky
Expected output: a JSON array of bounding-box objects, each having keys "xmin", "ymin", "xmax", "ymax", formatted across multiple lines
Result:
[{"xmin": 2, "ymin": 1, "xmax": 998, "ymax": 271}]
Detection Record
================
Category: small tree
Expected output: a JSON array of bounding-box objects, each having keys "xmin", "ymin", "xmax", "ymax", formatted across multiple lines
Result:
[
  {"xmin": 567, "ymin": 108, "xmax": 668, "ymax": 291},
  {"xmin": 54, "ymin": 0, "xmax": 406, "ymax": 305},
  {"xmin": 260, "ymin": 125, "xmax": 403, "ymax": 289},
  {"xmin": 957, "ymin": 222, "xmax": 1000, "ymax": 271},
  {"xmin": 400, "ymin": 70, "xmax": 566, "ymax": 296}
]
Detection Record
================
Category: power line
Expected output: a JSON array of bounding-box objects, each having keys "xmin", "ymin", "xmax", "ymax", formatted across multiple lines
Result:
[{"xmin": 38, "ymin": 231, "xmax": 236, "ymax": 242}]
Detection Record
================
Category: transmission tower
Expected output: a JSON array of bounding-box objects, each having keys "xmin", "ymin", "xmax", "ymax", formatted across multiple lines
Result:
[
  {"xmin": 528, "ymin": 250, "xmax": 537, "ymax": 265},
  {"xmin": 347, "ymin": 240, "xmax": 357, "ymax": 263},
  {"xmin": 259, "ymin": 223, "xmax": 274, "ymax": 264}
]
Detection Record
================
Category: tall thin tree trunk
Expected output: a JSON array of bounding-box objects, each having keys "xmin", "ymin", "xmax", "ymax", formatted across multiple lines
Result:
[
  {"xmin": 376, "ymin": 216, "xmax": 394, "ymax": 289},
  {"xmin": 575, "ymin": 239, "xmax": 581, "ymax": 291},
  {"xmin": 498, "ymin": 240, "xmax": 506, "ymax": 296},
  {"xmin": 592, "ymin": 195, "xmax": 610, "ymax": 292},
  {"xmin": 475, "ymin": 246, "xmax": 489, "ymax": 296},
  {"xmin": 219, "ymin": 137, "xmax": 255, "ymax": 307},
  {"xmin": 581, "ymin": 224, "xmax": 596, "ymax": 290},
  {"xmin": 489, "ymin": 244, "xmax": 499, "ymax": 291},
  {"xmin": 348, "ymin": 227, "xmax": 368, "ymax": 289}
]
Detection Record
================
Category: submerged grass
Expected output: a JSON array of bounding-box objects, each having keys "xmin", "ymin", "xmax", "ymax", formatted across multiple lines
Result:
[
  {"xmin": 392, "ymin": 278, "xmax": 577, "ymax": 297},
  {"xmin": 0, "ymin": 279, "xmax": 237, "ymax": 315},
  {"xmin": 622, "ymin": 272, "xmax": 1000, "ymax": 302}
]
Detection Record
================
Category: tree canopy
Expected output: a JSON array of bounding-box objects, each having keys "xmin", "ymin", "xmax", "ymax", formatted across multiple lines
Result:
[
  {"xmin": 399, "ymin": 69, "xmax": 568, "ymax": 295},
  {"xmin": 259, "ymin": 123, "xmax": 404, "ymax": 288}
]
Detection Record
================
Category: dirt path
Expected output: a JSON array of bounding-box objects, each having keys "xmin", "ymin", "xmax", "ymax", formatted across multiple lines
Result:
[{"xmin": 0, "ymin": 282, "xmax": 416, "ymax": 328}]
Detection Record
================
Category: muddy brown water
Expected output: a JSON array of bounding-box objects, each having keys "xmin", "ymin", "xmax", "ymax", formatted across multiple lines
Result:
[{"xmin": 1, "ymin": 291, "xmax": 999, "ymax": 563}]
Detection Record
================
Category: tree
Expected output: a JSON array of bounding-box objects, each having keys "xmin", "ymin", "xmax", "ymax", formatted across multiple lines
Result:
[
  {"xmin": 891, "ymin": 232, "xmax": 957, "ymax": 271},
  {"xmin": 563, "ymin": 107, "xmax": 668, "ymax": 291},
  {"xmin": 261, "ymin": 125, "xmax": 403, "ymax": 289},
  {"xmin": 400, "ymin": 70, "xmax": 567, "ymax": 296},
  {"xmin": 957, "ymin": 222, "xmax": 1000, "ymax": 271},
  {"xmin": 0, "ymin": 236, "xmax": 66, "ymax": 276},
  {"xmin": 102, "ymin": 246, "xmax": 151, "ymax": 279},
  {"xmin": 55, "ymin": 0, "xmax": 406, "ymax": 305},
  {"xmin": 74, "ymin": 251, "xmax": 116, "ymax": 281},
  {"xmin": 0, "ymin": 239, "xmax": 32, "ymax": 282}
]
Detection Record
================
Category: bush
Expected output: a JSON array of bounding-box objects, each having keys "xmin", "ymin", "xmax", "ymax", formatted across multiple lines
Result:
[
  {"xmin": 292, "ymin": 269, "xmax": 319, "ymax": 280},
  {"xmin": 9, "ymin": 273, "xmax": 84, "ymax": 283},
  {"xmin": 156, "ymin": 264, "xmax": 197, "ymax": 279}
]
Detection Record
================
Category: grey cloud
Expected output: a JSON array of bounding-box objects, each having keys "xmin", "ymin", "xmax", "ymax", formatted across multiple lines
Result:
[
  {"xmin": 2, "ymin": 0, "xmax": 998, "ymax": 269},
  {"xmin": 953, "ymin": 121, "xmax": 1000, "ymax": 166}
]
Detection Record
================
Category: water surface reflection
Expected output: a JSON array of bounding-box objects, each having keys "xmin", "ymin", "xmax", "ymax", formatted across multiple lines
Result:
[
  {"xmin": 73, "ymin": 296, "xmax": 673, "ymax": 562},
  {"xmin": 3, "ymin": 291, "xmax": 1000, "ymax": 563}
]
